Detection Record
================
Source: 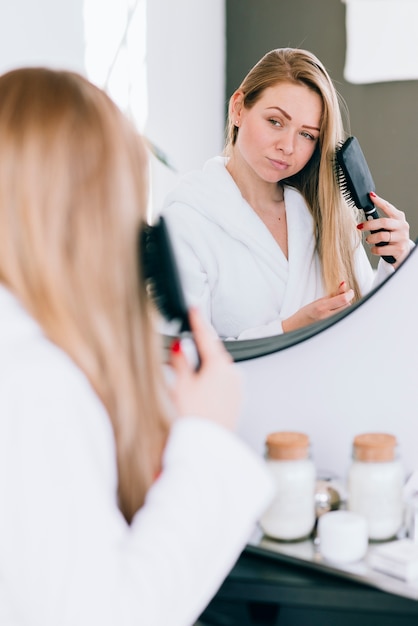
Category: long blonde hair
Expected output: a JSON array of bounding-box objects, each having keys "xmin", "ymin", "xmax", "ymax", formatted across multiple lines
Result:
[
  {"xmin": 0, "ymin": 67, "xmax": 170, "ymax": 522},
  {"xmin": 225, "ymin": 48, "xmax": 362, "ymax": 300}
]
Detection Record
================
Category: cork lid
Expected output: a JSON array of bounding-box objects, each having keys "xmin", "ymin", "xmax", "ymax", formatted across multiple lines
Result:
[
  {"xmin": 352, "ymin": 432, "xmax": 397, "ymax": 462},
  {"xmin": 266, "ymin": 431, "xmax": 310, "ymax": 460}
]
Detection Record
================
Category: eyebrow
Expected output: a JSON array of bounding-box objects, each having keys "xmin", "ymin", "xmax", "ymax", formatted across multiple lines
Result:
[{"xmin": 267, "ymin": 106, "xmax": 320, "ymax": 132}]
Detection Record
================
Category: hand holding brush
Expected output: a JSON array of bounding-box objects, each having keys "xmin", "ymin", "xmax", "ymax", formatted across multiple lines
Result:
[
  {"xmin": 356, "ymin": 190, "xmax": 411, "ymax": 268},
  {"xmin": 335, "ymin": 136, "xmax": 410, "ymax": 266}
]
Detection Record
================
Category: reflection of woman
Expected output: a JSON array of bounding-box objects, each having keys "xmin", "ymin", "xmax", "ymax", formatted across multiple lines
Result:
[
  {"xmin": 162, "ymin": 48, "xmax": 412, "ymax": 340},
  {"xmin": 0, "ymin": 68, "xmax": 273, "ymax": 625}
]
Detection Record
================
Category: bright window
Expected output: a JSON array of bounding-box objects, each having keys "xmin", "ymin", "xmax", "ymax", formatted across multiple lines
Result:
[{"xmin": 83, "ymin": 0, "xmax": 147, "ymax": 132}]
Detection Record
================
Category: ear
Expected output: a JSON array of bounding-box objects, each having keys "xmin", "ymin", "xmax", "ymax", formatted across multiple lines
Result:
[{"xmin": 230, "ymin": 90, "xmax": 244, "ymax": 123}]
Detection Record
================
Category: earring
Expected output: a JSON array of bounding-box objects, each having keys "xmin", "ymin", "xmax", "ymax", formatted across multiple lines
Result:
[{"xmin": 235, "ymin": 120, "xmax": 240, "ymax": 127}]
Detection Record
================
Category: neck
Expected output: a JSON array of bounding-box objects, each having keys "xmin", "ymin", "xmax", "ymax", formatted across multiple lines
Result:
[{"xmin": 226, "ymin": 155, "xmax": 284, "ymax": 209}]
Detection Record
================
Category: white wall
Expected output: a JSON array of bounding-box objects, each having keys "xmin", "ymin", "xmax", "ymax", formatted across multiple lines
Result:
[
  {"xmin": 0, "ymin": 0, "xmax": 225, "ymax": 214},
  {"xmin": 0, "ymin": 0, "xmax": 85, "ymax": 74},
  {"xmin": 145, "ymin": 0, "xmax": 226, "ymax": 211}
]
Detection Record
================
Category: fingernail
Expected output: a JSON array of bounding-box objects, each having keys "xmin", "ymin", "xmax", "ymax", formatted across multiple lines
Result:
[
  {"xmin": 171, "ymin": 339, "xmax": 182, "ymax": 354},
  {"xmin": 369, "ymin": 191, "xmax": 377, "ymax": 198},
  {"xmin": 339, "ymin": 281, "xmax": 345, "ymax": 288},
  {"xmin": 357, "ymin": 223, "xmax": 364, "ymax": 230}
]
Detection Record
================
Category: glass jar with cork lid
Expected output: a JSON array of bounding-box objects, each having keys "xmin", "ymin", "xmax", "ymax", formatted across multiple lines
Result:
[
  {"xmin": 347, "ymin": 432, "xmax": 404, "ymax": 541},
  {"xmin": 259, "ymin": 431, "xmax": 316, "ymax": 541}
]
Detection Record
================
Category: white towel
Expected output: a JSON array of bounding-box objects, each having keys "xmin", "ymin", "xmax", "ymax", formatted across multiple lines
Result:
[{"xmin": 343, "ymin": 0, "xmax": 418, "ymax": 84}]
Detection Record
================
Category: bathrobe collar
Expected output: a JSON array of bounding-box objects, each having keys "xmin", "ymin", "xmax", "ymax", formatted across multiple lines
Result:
[{"xmin": 164, "ymin": 156, "xmax": 318, "ymax": 297}]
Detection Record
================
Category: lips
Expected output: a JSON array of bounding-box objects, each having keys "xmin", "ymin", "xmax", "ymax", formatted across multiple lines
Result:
[{"xmin": 268, "ymin": 157, "xmax": 289, "ymax": 170}]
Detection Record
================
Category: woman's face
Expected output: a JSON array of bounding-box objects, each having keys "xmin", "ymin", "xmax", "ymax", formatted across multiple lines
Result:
[{"xmin": 233, "ymin": 81, "xmax": 323, "ymax": 183}]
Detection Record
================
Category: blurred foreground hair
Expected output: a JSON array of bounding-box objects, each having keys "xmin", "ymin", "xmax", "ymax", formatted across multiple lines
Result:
[{"xmin": 0, "ymin": 67, "xmax": 170, "ymax": 522}]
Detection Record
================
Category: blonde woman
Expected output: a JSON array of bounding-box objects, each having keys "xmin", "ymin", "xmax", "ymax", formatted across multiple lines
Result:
[
  {"xmin": 0, "ymin": 67, "xmax": 273, "ymax": 626},
  {"xmin": 162, "ymin": 48, "xmax": 412, "ymax": 340}
]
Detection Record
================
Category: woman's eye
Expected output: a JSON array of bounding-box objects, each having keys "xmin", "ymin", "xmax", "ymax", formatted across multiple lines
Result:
[
  {"xmin": 301, "ymin": 131, "xmax": 316, "ymax": 141},
  {"xmin": 268, "ymin": 118, "xmax": 282, "ymax": 127}
]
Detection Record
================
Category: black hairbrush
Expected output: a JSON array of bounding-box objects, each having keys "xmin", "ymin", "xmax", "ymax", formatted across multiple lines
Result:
[
  {"xmin": 335, "ymin": 136, "xmax": 396, "ymax": 264},
  {"xmin": 140, "ymin": 216, "xmax": 200, "ymax": 369},
  {"xmin": 140, "ymin": 215, "xmax": 191, "ymax": 332}
]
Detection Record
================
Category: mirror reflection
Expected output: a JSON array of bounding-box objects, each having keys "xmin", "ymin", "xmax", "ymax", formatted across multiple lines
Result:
[
  {"xmin": 161, "ymin": 48, "xmax": 414, "ymax": 341},
  {"xmin": 3, "ymin": 2, "xmax": 416, "ymax": 351}
]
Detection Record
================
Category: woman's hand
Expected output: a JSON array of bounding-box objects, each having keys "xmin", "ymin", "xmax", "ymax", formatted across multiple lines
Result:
[
  {"xmin": 169, "ymin": 307, "xmax": 242, "ymax": 431},
  {"xmin": 357, "ymin": 191, "xmax": 411, "ymax": 268},
  {"xmin": 282, "ymin": 281, "xmax": 354, "ymax": 333}
]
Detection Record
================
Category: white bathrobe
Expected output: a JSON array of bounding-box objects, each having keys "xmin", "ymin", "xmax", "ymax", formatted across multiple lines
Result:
[
  {"xmin": 0, "ymin": 284, "xmax": 273, "ymax": 626},
  {"xmin": 162, "ymin": 156, "xmax": 394, "ymax": 340}
]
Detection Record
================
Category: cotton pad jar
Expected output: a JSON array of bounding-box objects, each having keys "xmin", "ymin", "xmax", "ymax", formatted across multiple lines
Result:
[
  {"xmin": 348, "ymin": 433, "xmax": 404, "ymax": 541},
  {"xmin": 259, "ymin": 431, "xmax": 316, "ymax": 541}
]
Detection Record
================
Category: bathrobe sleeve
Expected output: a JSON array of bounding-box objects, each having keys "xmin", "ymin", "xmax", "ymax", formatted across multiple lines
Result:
[
  {"xmin": 354, "ymin": 240, "xmax": 388, "ymax": 294},
  {"xmin": 0, "ymin": 325, "xmax": 273, "ymax": 626},
  {"xmin": 354, "ymin": 238, "xmax": 416, "ymax": 295}
]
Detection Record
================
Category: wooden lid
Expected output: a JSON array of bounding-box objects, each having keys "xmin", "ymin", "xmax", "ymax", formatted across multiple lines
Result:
[
  {"xmin": 266, "ymin": 431, "xmax": 310, "ymax": 460},
  {"xmin": 353, "ymin": 432, "xmax": 397, "ymax": 462}
]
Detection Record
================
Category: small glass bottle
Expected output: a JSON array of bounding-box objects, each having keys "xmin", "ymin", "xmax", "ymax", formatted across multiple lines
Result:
[
  {"xmin": 260, "ymin": 431, "xmax": 316, "ymax": 541},
  {"xmin": 347, "ymin": 433, "xmax": 404, "ymax": 541}
]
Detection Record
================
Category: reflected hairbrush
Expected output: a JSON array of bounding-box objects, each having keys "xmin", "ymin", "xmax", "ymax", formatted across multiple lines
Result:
[{"xmin": 335, "ymin": 135, "xmax": 396, "ymax": 264}]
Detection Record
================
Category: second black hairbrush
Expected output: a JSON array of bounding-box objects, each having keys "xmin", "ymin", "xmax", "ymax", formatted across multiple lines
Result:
[
  {"xmin": 335, "ymin": 136, "xmax": 396, "ymax": 264},
  {"xmin": 140, "ymin": 215, "xmax": 200, "ymax": 369},
  {"xmin": 140, "ymin": 215, "xmax": 191, "ymax": 332}
]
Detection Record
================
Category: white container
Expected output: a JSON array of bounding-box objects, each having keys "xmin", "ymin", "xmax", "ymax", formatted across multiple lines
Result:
[
  {"xmin": 347, "ymin": 433, "xmax": 404, "ymax": 541},
  {"xmin": 318, "ymin": 510, "xmax": 368, "ymax": 563},
  {"xmin": 260, "ymin": 431, "xmax": 316, "ymax": 541}
]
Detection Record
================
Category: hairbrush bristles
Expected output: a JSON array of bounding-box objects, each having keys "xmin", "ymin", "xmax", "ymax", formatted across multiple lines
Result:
[
  {"xmin": 334, "ymin": 136, "xmax": 396, "ymax": 264},
  {"xmin": 140, "ymin": 216, "xmax": 191, "ymax": 332},
  {"xmin": 140, "ymin": 216, "xmax": 201, "ymax": 369},
  {"xmin": 334, "ymin": 136, "xmax": 376, "ymax": 211},
  {"xmin": 334, "ymin": 143, "xmax": 356, "ymax": 209}
]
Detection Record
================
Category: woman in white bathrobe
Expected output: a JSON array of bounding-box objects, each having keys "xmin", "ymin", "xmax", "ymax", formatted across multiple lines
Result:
[
  {"xmin": 0, "ymin": 68, "xmax": 273, "ymax": 626},
  {"xmin": 162, "ymin": 48, "xmax": 412, "ymax": 340}
]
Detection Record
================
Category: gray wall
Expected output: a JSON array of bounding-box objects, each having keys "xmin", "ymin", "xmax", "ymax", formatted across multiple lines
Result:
[{"xmin": 226, "ymin": 0, "xmax": 418, "ymax": 259}]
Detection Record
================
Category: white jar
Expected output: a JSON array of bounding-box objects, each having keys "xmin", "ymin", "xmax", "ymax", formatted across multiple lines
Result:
[
  {"xmin": 318, "ymin": 510, "xmax": 368, "ymax": 563},
  {"xmin": 347, "ymin": 433, "xmax": 404, "ymax": 541},
  {"xmin": 260, "ymin": 431, "xmax": 316, "ymax": 541}
]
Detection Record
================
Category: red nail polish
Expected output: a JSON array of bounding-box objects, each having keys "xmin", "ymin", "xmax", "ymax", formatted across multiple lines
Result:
[
  {"xmin": 369, "ymin": 191, "xmax": 377, "ymax": 198},
  {"xmin": 171, "ymin": 339, "xmax": 181, "ymax": 354},
  {"xmin": 357, "ymin": 223, "xmax": 364, "ymax": 230},
  {"xmin": 339, "ymin": 281, "xmax": 345, "ymax": 288}
]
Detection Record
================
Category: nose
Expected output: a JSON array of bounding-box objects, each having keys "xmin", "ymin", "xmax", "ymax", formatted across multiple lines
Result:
[{"xmin": 276, "ymin": 130, "xmax": 295, "ymax": 155}]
